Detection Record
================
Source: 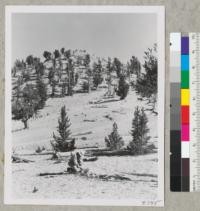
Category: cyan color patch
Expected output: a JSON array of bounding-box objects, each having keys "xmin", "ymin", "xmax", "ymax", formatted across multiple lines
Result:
[{"xmin": 181, "ymin": 55, "xmax": 189, "ymax": 71}]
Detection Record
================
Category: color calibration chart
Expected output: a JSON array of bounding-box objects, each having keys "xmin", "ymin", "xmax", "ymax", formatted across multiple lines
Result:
[{"xmin": 170, "ymin": 33, "xmax": 200, "ymax": 192}]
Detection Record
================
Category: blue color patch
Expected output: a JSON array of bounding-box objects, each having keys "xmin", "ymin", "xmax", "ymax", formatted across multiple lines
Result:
[{"xmin": 181, "ymin": 55, "xmax": 189, "ymax": 71}]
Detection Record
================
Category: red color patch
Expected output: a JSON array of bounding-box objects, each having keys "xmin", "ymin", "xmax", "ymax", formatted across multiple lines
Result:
[{"xmin": 181, "ymin": 106, "xmax": 189, "ymax": 124}]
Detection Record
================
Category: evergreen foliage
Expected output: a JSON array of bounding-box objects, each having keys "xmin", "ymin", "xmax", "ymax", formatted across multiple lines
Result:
[
  {"xmin": 12, "ymin": 84, "xmax": 40, "ymax": 129},
  {"xmin": 26, "ymin": 55, "xmax": 34, "ymax": 66},
  {"xmin": 135, "ymin": 45, "xmax": 157, "ymax": 98},
  {"xmin": 128, "ymin": 107, "xmax": 150, "ymax": 154},
  {"xmin": 93, "ymin": 59, "xmax": 103, "ymax": 88},
  {"xmin": 36, "ymin": 75, "xmax": 47, "ymax": 109},
  {"xmin": 105, "ymin": 122, "xmax": 124, "ymax": 150},
  {"xmin": 82, "ymin": 81, "xmax": 89, "ymax": 92},
  {"xmin": 116, "ymin": 75, "xmax": 129, "ymax": 100},
  {"xmin": 36, "ymin": 62, "xmax": 45, "ymax": 76},
  {"xmin": 113, "ymin": 57, "xmax": 122, "ymax": 78},
  {"xmin": 67, "ymin": 58, "xmax": 74, "ymax": 96},
  {"xmin": 43, "ymin": 51, "xmax": 52, "ymax": 61},
  {"xmin": 51, "ymin": 106, "xmax": 75, "ymax": 152},
  {"xmin": 129, "ymin": 56, "xmax": 141, "ymax": 78}
]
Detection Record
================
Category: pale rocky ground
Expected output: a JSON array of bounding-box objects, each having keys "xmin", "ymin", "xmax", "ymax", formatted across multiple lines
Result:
[{"xmin": 11, "ymin": 88, "xmax": 159, "ymax": 202}]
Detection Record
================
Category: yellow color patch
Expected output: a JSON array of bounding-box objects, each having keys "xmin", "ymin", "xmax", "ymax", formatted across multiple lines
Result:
[{"xmin": 181, "ymin": 89, "xmax": 190, "ymax": 105}]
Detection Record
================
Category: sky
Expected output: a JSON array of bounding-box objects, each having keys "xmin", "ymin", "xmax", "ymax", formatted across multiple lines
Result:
[{"xmin": 11, "ymin": 13, "xmax": 157, "ymax": 65}]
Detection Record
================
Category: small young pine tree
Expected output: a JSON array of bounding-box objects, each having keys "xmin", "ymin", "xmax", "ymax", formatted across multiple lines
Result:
[
  {"xmin": 128, "ymin": 107, "xmax": 150, "ymax": 154},
  {"xmin": 51, "ymin": 106, "xmax": 75, "ymax": 152},
  {"xmin": 105, "ymin": 122, "xmax": 124, "ymax": 150},
  {"xmin": 116, "ymin": 75, "xmax": 129, "ymax": 100},
  {"xmin": 128, "ymin": 107, "xmax": 141, "ymax": 153},
  {"xmin": 57, "ymin": 106, "xmax": 71, "ymax": 141}
]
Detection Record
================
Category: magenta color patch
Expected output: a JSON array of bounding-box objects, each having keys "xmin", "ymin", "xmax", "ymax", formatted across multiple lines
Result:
[{"xmin": 181, "ymin": 124, "xmax": 189, "ymax": 141}]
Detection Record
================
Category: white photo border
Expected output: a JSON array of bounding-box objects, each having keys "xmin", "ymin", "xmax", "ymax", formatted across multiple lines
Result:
[{"xmin": 4, "ymin": 5, "xmax": 165, "ymax": 206}]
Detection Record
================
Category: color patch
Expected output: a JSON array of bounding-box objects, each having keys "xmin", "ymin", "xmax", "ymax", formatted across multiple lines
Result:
[
  {"xmin": 181, "ymin": 142, "xmax": 190, "ymax": 158},
  {"xmin": 181, "ymin": 89, "xmax": 190, "ymax": 105},
  {"xmin": 181, "ymin": 106, "xmax": 189, "ymax": 124},
  {"xmin": 181, "ymin": 55, "xmax": 189, "ymax": 71},
  {"xmin": 182, "ymin": 158, "xmax": 190, "ymax": 176},
  {"xmin": 181, "ymin": 71, "xmax": 189, "ymax": 88},
  {"xmin": 181, "ymin": 124, "xmax": 189, "ymax": 141},
  {"xmin": 181, "ymin": 37, "xmax": 189, "ymax": 55}
]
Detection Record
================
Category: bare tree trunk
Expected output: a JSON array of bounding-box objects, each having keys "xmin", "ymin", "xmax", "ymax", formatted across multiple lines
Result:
[{"xmin": 22, "ymin": 119, "xmax": 29, "ymax": 129}]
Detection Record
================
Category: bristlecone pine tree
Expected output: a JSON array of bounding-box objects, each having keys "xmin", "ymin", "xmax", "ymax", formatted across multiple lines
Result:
[
  {"xmin": 128, "ymin": 107, "xmax": 150, "ymax": 154},
  {"xmin": 105, "ymin": 122, "xmax": 124, "ymax": 150},
  {"xmin": 51, "ymin": 106, "xmax": 75, "ymax": 152}
]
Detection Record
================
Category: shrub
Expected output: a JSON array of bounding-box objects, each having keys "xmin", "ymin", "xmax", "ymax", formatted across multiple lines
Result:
[{"xmin": 35, "ymin": 146, "xmax": 42, "ymax": 153}]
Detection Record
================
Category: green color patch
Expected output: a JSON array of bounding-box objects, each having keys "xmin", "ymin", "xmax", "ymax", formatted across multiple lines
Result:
[{"xmin": 181, "ymin": 71, "xmax": 189, "ymax": 88}]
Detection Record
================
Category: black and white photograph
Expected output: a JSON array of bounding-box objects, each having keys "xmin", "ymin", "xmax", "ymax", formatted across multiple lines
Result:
[{"xmin": 5, "ymin": 6, "xmax": 165, "ymax": 206}]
